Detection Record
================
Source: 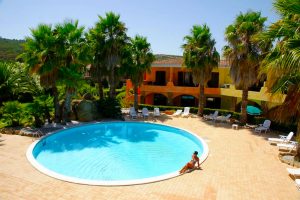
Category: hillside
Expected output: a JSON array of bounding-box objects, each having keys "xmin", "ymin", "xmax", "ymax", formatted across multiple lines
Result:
[
  {"xmin": 0, "ymin": 37, "xmax": 24, "ymax": 61},
  {"xmin": 155, "ymin": 54, "xmax": 182, "ymax": 60},
  {"xmin": 0, "ymin": 39, "xmax": 182, "ymax": 62}
]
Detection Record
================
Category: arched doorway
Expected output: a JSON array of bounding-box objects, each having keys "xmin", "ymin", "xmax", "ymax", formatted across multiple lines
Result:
[{"xmin": 153, "ymin": 93, "xmax": 167, "ymax": 106}]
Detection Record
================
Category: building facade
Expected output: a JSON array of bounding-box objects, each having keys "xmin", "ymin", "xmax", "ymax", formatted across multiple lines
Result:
[{"xmin": 126, "ymin": 55, "xmax": 285, "ymax": 112}]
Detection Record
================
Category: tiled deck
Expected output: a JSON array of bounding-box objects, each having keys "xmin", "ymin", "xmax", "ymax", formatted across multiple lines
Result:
[{"xmin": 0, "ymin": 116, "xmax": 299, "ymax": 200}]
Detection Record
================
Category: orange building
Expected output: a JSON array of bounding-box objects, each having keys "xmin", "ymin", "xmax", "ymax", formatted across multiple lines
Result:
[{"xmin": 126, "ymin": 55, "xmax": 285, "ymax": 111}]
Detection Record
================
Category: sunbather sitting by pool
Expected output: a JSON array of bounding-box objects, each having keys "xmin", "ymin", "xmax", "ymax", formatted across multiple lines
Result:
[{"xmin": 179, "ymin": 151, "xmax": 200, "ymax": 174}]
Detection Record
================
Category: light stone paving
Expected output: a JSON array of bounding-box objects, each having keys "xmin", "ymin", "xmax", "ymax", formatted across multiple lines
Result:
[{"xmin": 0, "ymin": 116, "xmax": 299, "ymax": 200}]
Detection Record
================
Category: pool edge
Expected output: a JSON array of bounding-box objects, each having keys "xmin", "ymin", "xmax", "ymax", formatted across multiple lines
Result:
[{"xmin": 26, "ymin": 121, "xmax": 209, "ymax": 186}]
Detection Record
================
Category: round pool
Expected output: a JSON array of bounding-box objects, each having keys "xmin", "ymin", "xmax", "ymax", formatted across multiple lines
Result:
[{"xmin": 27, "ymin": 122, "xmax": 208, "ymax": 185}]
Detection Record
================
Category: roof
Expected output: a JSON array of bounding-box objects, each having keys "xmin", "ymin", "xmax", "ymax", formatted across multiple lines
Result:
[
  {"xmin": 153, "ymin": 55, "xmax": 183, "ymax": 67},
  {"xmin": 152, "ymin": 54, "xmax": 229, "ymax": 67}
]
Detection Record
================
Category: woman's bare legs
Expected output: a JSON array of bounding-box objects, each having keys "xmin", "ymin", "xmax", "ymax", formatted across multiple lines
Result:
[{"xmin": 179, "ymin": 162, "xmax": 193, "ymax": 174}]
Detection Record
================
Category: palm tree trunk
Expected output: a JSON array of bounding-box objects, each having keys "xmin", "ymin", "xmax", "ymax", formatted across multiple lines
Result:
[
  {"xmin": 45, "ymin": 106, "xmax": 51, "ymax": 123},
  {"xmin": 62, "ymin": 87, "xmax": 72, "ymax": 124},
  {"xmin": 98, "ymin": 81, "xmax": 104, "ymax": 99},
  {"xmin": 109, "ymin": 67, "xmax": 116, "ymax": 98},
  {"xmin": 240, "ymin": 88, "xmax": 248, "ymax": 124},
  {"xmin": 133, "ymin": 84, "xmax": 138, "ymax": 111},
  {"xmin": 198, "ymin": 84, "xmax": 205, "ymax": 116},
  {"xmin": 53, "ymin": 86, "xmax": 60, "ymax": 123}
]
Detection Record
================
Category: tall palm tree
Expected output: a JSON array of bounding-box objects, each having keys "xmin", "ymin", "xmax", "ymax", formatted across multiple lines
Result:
[
  {"xmin": 95, "ymin": 12, "xmax": 129, "ymax": 98},
  {"xmin": 86, "ymin": 23, "xmax": 107, "ymax": 99},
  {"xmin": 20, "ymin": 24, "xmax": 61, "ymax": 122},
  {"xmin": 223, "ymin": 11, "xmax": 267, "ymax": 123},
  {"xmin": 123, "ymin": 35, "xmax": 155, "ymax": 111},
  {"xmin": 182, "ymin": 24, "xmax": 219, "ymax": 116},
  {"xmin": 54, "ymin": 20, "xmax": 88, "ymax": 124},
  {"xmin": 259, "ymin": 0, "xmax": 300, "ymax": 156}
]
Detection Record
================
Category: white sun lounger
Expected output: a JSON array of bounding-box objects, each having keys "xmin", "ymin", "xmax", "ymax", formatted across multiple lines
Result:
[
  {"xmin": 204, "ymin": 111, "xmax": 218, "ymax": 120},
  {"xmin": 217, "ymin": 114, "xmax": 231, "ymax": 123},
  {"xmin": 181, "ymin": 107, "xmax": 190, "ymax": 118},
  {"xmin": 278, "ymin": 141, "xmax": 298, "ymax": 151},
  {"xmin": 287, "ymin": 167, "xmax": 300, "ymax": 180},
  {"xmin": 173, "ymin": 109, "xmax": 182, "ymax": 117},
  {"xmin": 268, "ymin": 132, "xmax": 294, "ymax": 144}
]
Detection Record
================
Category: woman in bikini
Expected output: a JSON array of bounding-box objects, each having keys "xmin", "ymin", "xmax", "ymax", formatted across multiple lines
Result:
[{"xmin": 179, "ymin": 151, "xmax": 200, "ymax": 174}]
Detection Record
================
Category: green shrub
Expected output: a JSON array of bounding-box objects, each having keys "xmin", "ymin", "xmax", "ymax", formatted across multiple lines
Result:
[
  {"xmin": 0, "ymin": 101, "xmax": 24, "ymax": 127},
  {"xmin": 24, "ymin": 95, "xmax": 54, "ymax": 127},
  {"xmin": 116, "ymin": 90, "xmax": 127, "ymax": 108},
  {"xmin": 96, "ymin": 97, "xmax": 123, "ymax": 119}
]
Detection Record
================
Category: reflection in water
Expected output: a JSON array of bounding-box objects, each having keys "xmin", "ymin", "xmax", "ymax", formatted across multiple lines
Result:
[{"xmin": 35, "ymin": 123, "xmax": 159, "ymax": 154}]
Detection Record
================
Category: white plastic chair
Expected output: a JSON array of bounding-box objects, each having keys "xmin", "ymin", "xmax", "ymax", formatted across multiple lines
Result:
[
  {"xmin": 254, "ymin": 120, "xmax": 271, "ymax": 133},
  {"xmin": 173, "ymin": 109, "xmax": 182, "ymax": 117},
  {"xmin": 142, "ymin": 108, "xmax": 149, "ymax": 119},
  {"xmin": 268, "ymin": 132, "xmax": 294, "ymax": 144},
  {"xmin": 181, "ymin": 107, "xmax": 190, "ymax": 118},
  {"xmin": 129, "ymin": 107, "xmax": 137, "ymax": 119},
  {"xmin": 153, "ymin": 107, "xmax": 160, "ymax": 117}
]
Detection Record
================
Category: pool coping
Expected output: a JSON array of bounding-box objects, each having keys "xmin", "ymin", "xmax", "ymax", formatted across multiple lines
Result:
[{"xmin": 26, "ymin": 121, "xmax": 209, "ymax": 186}]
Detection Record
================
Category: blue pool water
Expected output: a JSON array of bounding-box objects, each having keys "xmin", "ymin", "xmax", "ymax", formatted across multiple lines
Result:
[{"xmin": 32, "ymin": 122, "xmax": 205, "ymax": 183}]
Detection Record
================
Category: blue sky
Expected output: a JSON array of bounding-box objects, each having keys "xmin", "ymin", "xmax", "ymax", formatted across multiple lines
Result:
[{"xmin": 0, "ymin": 0, "xmax": 278, "ymax": 55}]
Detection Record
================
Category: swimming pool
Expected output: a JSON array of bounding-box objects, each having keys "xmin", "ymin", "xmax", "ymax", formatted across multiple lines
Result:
[{"xmin": 27, "ymin": 122, "xmax": 208, "ymax": 185}]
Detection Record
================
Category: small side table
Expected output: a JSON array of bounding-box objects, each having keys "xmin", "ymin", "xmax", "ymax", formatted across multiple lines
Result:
[{"xmin": 232, "ymin": 124, "xmax": 239, "ymax": 130}]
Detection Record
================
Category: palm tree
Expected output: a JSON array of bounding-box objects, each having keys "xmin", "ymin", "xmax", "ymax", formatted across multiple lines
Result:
[
  {"xmin": 259, "ymin": 0, "xmax": 300, "ymax": 157},
  {"xmin": 20, "ymin": 24, "xmax": 61, "ymax": 122},
  {"xmin": 182, "ymin": 24, "xmax": 219, "ymax": 116},
  {"xmin": 223, "ymin": 11, "xmax": 267, "ymax": 123},
  {"xmin": 95, "ymin": 12, "xmax": 129, "ymax": 98},
  {"xmin": 86, "ymin": 22, "xmax": 108, "ymax": 99},
  {"xmin": 54, "ymin": 20, "xmax": 88, "ymax": 124},
  {"xmin": 123, "ymin": 35, "xmax": 155, "ymax": 111}
]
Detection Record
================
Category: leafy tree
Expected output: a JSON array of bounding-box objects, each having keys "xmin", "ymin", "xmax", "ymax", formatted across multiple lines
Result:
[
  {"xmin": 54, "ymin": 20, "xmax": 88, "ymax": 124},
  {"xmin": 94, "ymin": 12, "xmax": 129, "ymax": 98},
  {"xmin": 259, "ymin": 0, "xmax": 300, "ymax": 157},
  {"xmin": 20, "ymin": 24, "xmax": 61, "ymax": 122},
  {"xmin": 223, "ymin": 11, "xmax": 267, "ymax": 123},
  {"xmin": 0, "ymin": 61, "xmax": 40, "ymax": 104},
  {"xmin": 123, "ymin": 35, "xmax": 154, "ymax": 111},
  {"xmin": 182, "ymin": 24, "xmax": 219, "ymax": 116}
]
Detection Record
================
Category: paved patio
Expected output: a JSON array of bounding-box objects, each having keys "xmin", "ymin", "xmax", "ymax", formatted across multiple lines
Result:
[{"xmin": 0, "ymin": 116, "xmax": 299, "ymax": 200}]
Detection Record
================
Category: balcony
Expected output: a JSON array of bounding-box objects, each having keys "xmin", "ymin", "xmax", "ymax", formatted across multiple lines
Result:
[
  {"xmin": 140, "ymin": 83, "xmax": 220, "ymax": 95},
  {"xmin": 220, "ymin": 84, "xmax": 286, "ymax": 103}
]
